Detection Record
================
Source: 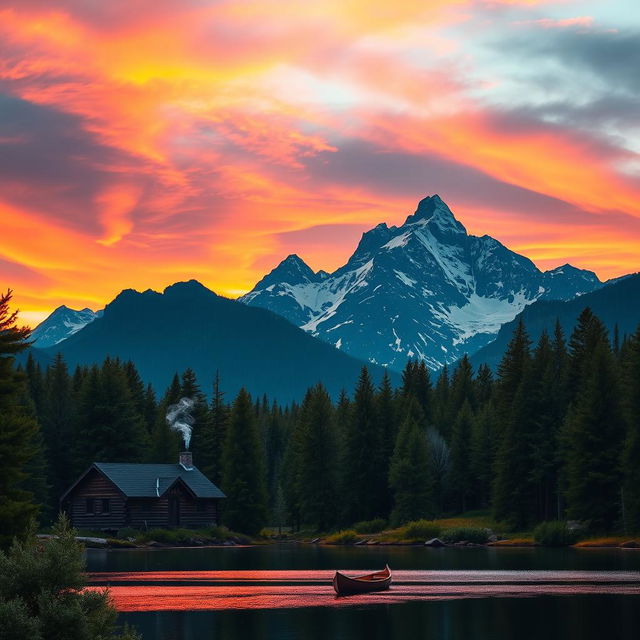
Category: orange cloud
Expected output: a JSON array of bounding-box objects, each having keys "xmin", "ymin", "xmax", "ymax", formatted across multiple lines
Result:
[{"xmin": 0, "ymin": 0, "xmax": 638, "ymax": 325}]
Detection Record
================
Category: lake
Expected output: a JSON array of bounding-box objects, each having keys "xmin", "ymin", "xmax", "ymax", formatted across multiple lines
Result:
[{"xmin": 87, "ymin": 545, "xmax": 640, "ymax": 639}]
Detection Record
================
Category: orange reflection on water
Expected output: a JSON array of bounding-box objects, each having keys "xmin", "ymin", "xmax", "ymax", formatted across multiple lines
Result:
[{"xmin": 87, "ymin": 570, "xmax": 640, "ymax": 612}]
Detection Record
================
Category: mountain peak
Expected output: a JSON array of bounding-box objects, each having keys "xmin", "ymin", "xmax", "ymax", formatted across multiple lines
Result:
[
  {"xmin": 403, "ymin": 194, "xmax": 467, "ymax": 236},
  {"xmin": 31, "ymin": 305, "xmax": 102, "ymax": 348},
  {"xmin": 253, "ymin": 253, "xmax": 317, "ymax": 290},
  {"xmin": 164, "ymin": 279, "xmax": 215, "ymax": 296},
  {"xmin": 282, "ymin": 253, "xmax": 308, "ymax": 267}
]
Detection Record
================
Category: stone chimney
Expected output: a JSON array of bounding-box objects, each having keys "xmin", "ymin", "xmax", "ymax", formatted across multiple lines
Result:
[{"xmin": 179, "ymin": 451, "xmax": 193, "ymax": 470}]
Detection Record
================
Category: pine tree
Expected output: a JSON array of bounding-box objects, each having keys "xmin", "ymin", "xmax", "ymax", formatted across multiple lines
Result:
[
  {"xmin": 470, "ymin": 401, "xmax": 495, "ymax": 508},
  {"xmin": 448, "ymin": 400, "xmax": 474, "ymax": 512},
  {"xmin": 566, "ymin": 308, "xmax": 610, "ymax": 402},
  {"xmin": 0, "ymin": 290, "xmax": 42, "ymax": 546},
  {"xmin": 564, "ymin": 339, "xmax": 625, "ymax": 530},
  {"xmin": 24, "ymin": 353, "xmax": 45, "ymax": 418},
  {"xmin": 265, "ymin": 402, "xmax": 286, "ymax": 522},
  {"xmin": 474, "ymin": 364, "xmax": 494, "ymax": 407},
  {"xmin": 297, "ymin": 384, "xmax": 338, "ymax": 530},
  {"xmin": 400, "ymin": 360, "xmax": 432, "ymax": 423},
  {"xmin": 621, "ymin": 324, "xmax": 640, "ymax": 532},
  {"xmin": 123, "ymin": 361, "xmax": 147, "ymax": 425},
  {"xmin": 142, "ymin": 384, "xmax": 157, "ymax": 437},
  {"xmin": 375, "ymin": 371, "xmax": 397, "ymax": 519},
  {"xmin": 41, "ymin": 353, "xmax": 75, "ymax": 501},
  {"xmin": 210, "ymin": 371, "xmax": 229, "ymax": 484},
  {"xmin": 341, "ymin": 367, "xmax": 383, "ymax": 522},
  {"xmin": 432, "ymin": 365, "xmax": 450, "ymax": 439},
  {"xmin": 529, "ymin": 330, "xmax": 565, "ymax": 521},
  {"xmin": 150, "ymin": 374, "xmax": 182, "ymax": 463},
  {"xmin": 389, "ymin": 399, "xmax": 434, "ymax": 525},
  {"xmin": 221, "ymin": 388, "xmax": 268, "ymax": 535},
  {"xmin": 281, "ymin": 407, "xmax": 304, "ymax": 532},
  {"xmin": 74, "ymin": 359, "xmax": 148, "ymax": 470},
  {"xmin": 492, "ymin": 320, "xmax": 537, "ymax": 529},
  {"xmin": 449, "ymin": 355, "xmax": 475, "ymax": 412}
]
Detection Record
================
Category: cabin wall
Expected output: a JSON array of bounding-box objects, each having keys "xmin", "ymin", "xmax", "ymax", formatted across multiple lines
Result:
[
  {"xmin": 127, "ymin": 496, "xmax": 219, "ymax": 528},
  {"xmin": 65, "ymin": 469, "xmax": 126, "ymax": 530}
]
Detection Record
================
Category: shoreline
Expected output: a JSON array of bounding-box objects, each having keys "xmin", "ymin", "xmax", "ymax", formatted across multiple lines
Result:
[{"xmin": 82, "ymin": 538, "xmax": 640, "ymax": 551}]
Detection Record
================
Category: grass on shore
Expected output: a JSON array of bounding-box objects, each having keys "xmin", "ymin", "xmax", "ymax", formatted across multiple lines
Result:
[
  {"xmin": 574, "ymin": 536, "xmax": 639, "ymax": 548},
  {"xmin": 489, "ymin": 537, "xmax": 535, "ymax": 546}
]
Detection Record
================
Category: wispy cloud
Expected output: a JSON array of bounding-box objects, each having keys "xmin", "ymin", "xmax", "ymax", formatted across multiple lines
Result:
[{"xmin": 0, "ymin": 0, "xmax": 638, "ymax": 321}]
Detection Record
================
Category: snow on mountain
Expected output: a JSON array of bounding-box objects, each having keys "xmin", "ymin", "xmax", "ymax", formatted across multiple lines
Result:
[
  {"xmin": 31, "ymin": 306, "xmax": 102, "ymax": 348},
  {"xmin": 240, "ymin": 195, "xmax": 604, "ymax": 370}
]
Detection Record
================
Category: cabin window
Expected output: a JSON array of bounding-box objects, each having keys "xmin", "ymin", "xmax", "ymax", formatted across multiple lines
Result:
[
  {"xmin": 86, "ymin": 498, "xmax": 95, "ymax": 514},
  {"xmin": 102, "ymin": 499, "xmax": 110, "ymax": 514},
  {"xmin": 197, "ymin": 500, "xmax": 206, "ymax": 512}
]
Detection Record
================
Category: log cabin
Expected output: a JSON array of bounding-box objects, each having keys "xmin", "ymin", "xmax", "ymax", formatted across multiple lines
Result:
[{"xmin": 60, "ymin": 452, "xmax": 225, "ymax": 531}]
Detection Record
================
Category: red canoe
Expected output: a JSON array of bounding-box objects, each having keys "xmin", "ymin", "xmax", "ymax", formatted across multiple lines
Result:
[{"xmin": 332, "ymin": 565, "xmax": 392, "ymax": 596}]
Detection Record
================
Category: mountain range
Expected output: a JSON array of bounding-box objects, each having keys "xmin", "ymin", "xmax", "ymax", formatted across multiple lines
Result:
[
  {"xmin": 240, "ymin": 195, "xmax": 603, "ymax": 370},
  {"xmin": 35, "ymin": 280, "xmax": 394, "ymax": 401},
  {"xmin": 28, "ymin": 195, "xmax": 636, "ymax": 392}
]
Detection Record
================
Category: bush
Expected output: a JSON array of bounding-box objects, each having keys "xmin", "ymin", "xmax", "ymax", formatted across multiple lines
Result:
[
  {"xmin": 353, "ymin": 518, "xmax": 387, "ymax": 534},
  {"xmin": 441, "ymin": 527, "xmax": 490, "ymax": 544},
  {"xmin": 116, "ymin": 527, "xmax": 138, "ymax": 540},
  {"xmin": 206, "ymin": 525, "xmax": 232, "ymax": 540},
  {"xmin": 533, "ymin": 521, "xmax": 579, "ymax": 547},
  {"xmin": 0, "ymin": 514, "xmax": 140, "ymax": 639},
  {"xmin": 399, "ymin": 519, "xmax": 441, "ymax": 541},
  {"xmin": 324, "ymin": 530, "xmax": 360, "ymax": 545},
  {"xmin": 106, "ymin": 538, "xmax": 137, "ymax": 548}
]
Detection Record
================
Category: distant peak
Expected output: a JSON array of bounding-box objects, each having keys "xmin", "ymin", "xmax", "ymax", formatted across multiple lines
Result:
[
  {"xmin": 545, "ymin": 264, "xmax": 600, "ymax": 282},
  {"xmin": 53, "ymin": 304, "xmax": 71, "ymax": 312},
  {"xmin": 164, "ymin": 280, "xmax": 216, "ymax": 296},
  {"xmin": 251, "ymin": 253, "xmax": 317, "ymax": 290}
]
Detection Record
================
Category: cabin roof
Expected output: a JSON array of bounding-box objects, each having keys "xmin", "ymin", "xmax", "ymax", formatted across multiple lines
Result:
[{"xmin": 79, "ymin": 462, "xmax": 225, "ymax": 499}]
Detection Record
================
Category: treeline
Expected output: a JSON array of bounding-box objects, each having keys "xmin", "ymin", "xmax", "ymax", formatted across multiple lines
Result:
[{"xmin": 2, "ymin": 286, "xmax": 640, "ymax": 540}]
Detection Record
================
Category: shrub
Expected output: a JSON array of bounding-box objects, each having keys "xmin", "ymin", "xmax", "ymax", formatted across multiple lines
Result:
[
  {"xmin": 441, "ymin": 527, "xmax": 490, "ymax": 544},
  {"xmin": 107, "ymin": 538, "xmax": 137, "ymax": 548},
  {"xmin": 0, "ymin": 514, "xmax": 140, "ymax": 639},
  {"xmin": 206, "ymin": 525, "xmax": 232, "ymax": 540},
  {"xmin": 324, "ymin": 530, "xmax": 360, "ymax": 545},
  {"xmin": 117, "ymin": 527, "xmax": 138, "ymax": 540},
  {"xmin": 533, "ymin": 521, "xmax": 579, "ymax": 547},
  {"xmin": 353, "ymin": 518, "xmax": 387, "ymax": 534},
  {"xmin": 399, "ymin": 519, "xmax": 441, "ymax": 541}
]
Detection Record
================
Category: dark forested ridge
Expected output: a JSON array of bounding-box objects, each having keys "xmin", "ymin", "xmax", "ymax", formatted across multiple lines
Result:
[
  {"xmin": 33, "ymin": 280, "xmax": 397, "ymax": 402},
  {"xmin": 3, "ymin": 285, "xmax": 640, "ymax": 539}
]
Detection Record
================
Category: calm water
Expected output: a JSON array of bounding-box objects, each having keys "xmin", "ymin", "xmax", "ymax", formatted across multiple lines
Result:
[{"xmin": 86, "ymin": 545, "xmax": 640, "ymax": 640}]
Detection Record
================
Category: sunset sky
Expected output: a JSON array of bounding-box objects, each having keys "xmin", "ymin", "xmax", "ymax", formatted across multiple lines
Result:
[{"xmin": 1, "ymin": 0, "xmax": 639, "ymax": 325}]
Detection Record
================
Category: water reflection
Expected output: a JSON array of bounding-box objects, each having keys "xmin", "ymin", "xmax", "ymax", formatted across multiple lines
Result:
[{"xmin": 89, "ymin": 569, "xmax": 640, "ymax": 612}]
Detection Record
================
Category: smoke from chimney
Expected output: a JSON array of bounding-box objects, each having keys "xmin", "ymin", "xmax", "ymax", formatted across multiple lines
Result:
[{"xmin": 166, "ymin": 397, "xmax": 195, "ymax": 449}]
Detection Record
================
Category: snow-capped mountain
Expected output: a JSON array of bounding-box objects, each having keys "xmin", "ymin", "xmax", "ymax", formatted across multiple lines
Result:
[
  {"xmin": 240, "ymin": 195, "xmax": 603, "ymax": 370},
  {"xmin": 31, "ymin": 306, "xmax": 102, "ymax": 348}
]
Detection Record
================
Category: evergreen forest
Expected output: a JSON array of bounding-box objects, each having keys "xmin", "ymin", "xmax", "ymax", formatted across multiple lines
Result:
[{"xmin": 2, "ymin": 289, "xmax": 640, "ymax": 541}]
